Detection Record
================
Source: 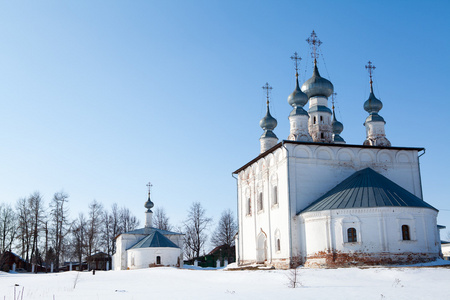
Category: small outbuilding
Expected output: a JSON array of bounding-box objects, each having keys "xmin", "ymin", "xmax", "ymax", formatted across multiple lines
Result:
[{"xmin": 112, "ymin": 188, "xmax": 184, "ymax": 270}]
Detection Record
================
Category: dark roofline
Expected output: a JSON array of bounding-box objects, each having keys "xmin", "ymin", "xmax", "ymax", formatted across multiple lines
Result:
[{"xmin": 232, "ymin": 140, "xmax": 425, "ymax": 174}]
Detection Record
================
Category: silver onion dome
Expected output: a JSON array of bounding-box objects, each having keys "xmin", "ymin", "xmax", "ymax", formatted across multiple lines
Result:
[
  {"xmin": 144, "ymin": 195, "xmax": 154, "ymax": 212},
  {"xmin": 332, "ymin": 111, "xmax": 344, "ymax": 134},
  {"xmin": 288, "ymin": 77, "xmax": 308, "ymax": 107},
  {"xmin": 301, "ymin": 64, "xmax": 334, "ymax": 98},
  {"xmin": 364, "ymin": 87, "xmax": 383, "ymax": 114},
  {"xmin": 260, "ymin": 106, "xmax": 277, "ymax": 131}
]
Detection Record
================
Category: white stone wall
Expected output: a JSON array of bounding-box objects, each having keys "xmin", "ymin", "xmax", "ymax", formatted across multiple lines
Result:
[
  {"xmin": 127, "ymin": 247, "xmax": 182, "ymax": 269},
  {"xmin": 113, "ymin": 232, "xmax": 184, "ymax": 270},
  {"xmin": 237, "ymin": 147, "xmax": 291, "ymax": 267},
  {"xmin": 300, "ymin": 207, "xmax": 439, "ymax": 266},
  {"xmin": 235, "ymin": 142, "xmax": 429, "ymax": 268},
  {"xmin": 286, "ymin": 143, "xmax": 423, "ymax": 215},
  {"xmin": 113, "ymin": 234, "xmax": 146, "ymax": 270}
]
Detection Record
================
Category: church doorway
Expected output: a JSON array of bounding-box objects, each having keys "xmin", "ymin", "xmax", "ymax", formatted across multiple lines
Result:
[
  {"xmin": 156, "ymin": 256, "xmax": 161, "ymax": 265},
  {"xmin": 256, "ymin": 233, "xmax": 267, "ymax": 263}
]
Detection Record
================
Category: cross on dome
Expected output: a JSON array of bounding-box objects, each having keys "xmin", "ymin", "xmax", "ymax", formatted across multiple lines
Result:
[
  {"xmin": 306, "ymin": 30, "xmax": 322, "ymax": 65},
  {"xmin": 290, "ymin": 52, "xmax": 302, "ymax": 77},
  {"xmin": 146, "ymin": 182, "xmax": 153, "ymax": 196},
  {"xmin": 262, "ymin": 82, "xmax": 273, "ymax": 106},
  {"xmin": 365, "ymin": 61, "xmax": 376, "ymax": 91},
  {"xmin": 331, "ymin": 92, "xmax": 337, "ymax": 111}
]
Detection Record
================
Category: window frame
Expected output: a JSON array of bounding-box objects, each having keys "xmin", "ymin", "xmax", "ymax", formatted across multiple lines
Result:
[
  {"xmin": 272, "ymin": 185, "xmax": 278, "ymax": 206},
  {"xmin": 347, "ymin": 227, "xmax": 357, "ymax": 243},
  {"xmin": 257, "ymin": 192, "xmax": 263, "ymax": 212},
  {"xmin": 402, "ymin": 224, "xmax": 411, "ymax": 241},
  {"xmin": 247, "ymin": 198, "xmax": 252, "ymax": 216}
]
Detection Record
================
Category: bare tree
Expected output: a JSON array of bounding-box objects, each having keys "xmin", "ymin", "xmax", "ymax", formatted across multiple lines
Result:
[
  {"xmin": 210, "ymin": 209, "xmax": 237, "ymax": 262},
  {"xmin": 211, "ymin": 209, "xmax": 237, "ymax": 247},
  {"xmin": 16, "ymin": 197, "xmax": 32, "ymax": 263},
  {"xmin": 101, "ymin": 210, "xmax": 112, "ymax": 256},
  {"xmin": 71, "ymin": 213, "xmax": 87, "ymax": 265},
  {"xmin": 287, "ymin": 267, "xmax": 302, "ymax": 288},
  {"xmin": 183, "ymin": 202, "xmax": 212, "ymax": 259},
  {"xmin": 101, "ymin": 204, "xmax": 139, "ymax": 256},
  {"xmin": 119, "ymin": 207, "xmax": 139, "ymax": 233},
  {"xmin": 49, "ymin": 191, "xmax": 70, "ymax": 271},
  {"xmin": 0, "ymin": 203, "xmax": 17, "ymax": 253},
  {"xmin": 109, "ymin": 203, "xmax": 121, "ymax": 254},
  {"xmin": 28, "ymin": 192, "xmax": 46, "ymax": 271},
  {"xmin": 86, "ymin": 200, "xmax": 103, "ymax": 256},
  {"xmin": 153, "ymin": 207, "xmax": 172, "ymax": 231}
]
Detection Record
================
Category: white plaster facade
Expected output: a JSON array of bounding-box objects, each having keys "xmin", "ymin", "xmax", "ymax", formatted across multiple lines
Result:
[
  {"xmin": 234, "ymin": 141, "xmax": 440, "ymax": 268},
  {"xmin": 113, "ymin": 230, "xmax": 184, "ymax": 270},
  {"xmin": 127, "ymin": 247, "xmax": 181, "ymax": 270}
]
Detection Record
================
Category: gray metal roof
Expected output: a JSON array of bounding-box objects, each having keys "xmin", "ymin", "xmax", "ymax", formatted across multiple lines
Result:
[
  {"xmin": 308, "ymin": 105, "xmax": 332, "ymax": 114},
  {"xmin": 300, "ymin": 168, "xmax": 437, "ymax": 213},
  {"xmin": 124, "ymin": 227, "xmax": 182, "ymax": 236},
  {"xmin": 128, "ymin": 230, "xmax": 180, "ymax": 249}
]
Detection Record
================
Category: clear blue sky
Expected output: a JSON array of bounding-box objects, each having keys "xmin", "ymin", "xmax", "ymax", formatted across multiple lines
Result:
[{"xmin": 1, "ymin": 1, "xmax": 449, "ymax": 239}]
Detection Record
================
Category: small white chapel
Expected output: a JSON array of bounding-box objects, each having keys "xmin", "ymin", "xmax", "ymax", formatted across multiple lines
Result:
[
  {"xmin": 112, "ymin": 186, "xmax": 184, "ymax": 270},
  {"xmin": 233, "ymin": 31, "xmax": 442, "ymax": 268}
]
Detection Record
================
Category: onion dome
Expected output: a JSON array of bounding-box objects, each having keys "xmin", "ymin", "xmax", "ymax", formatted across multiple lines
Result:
[
  {"xmin": 260, "ymin": 105, "xmax": 277, "ymax": 131},
  {"xmin": 364, "ymin": 86, "xmax": 383, "ymax": 114},
  {"xmin": 301, "ymin": 64, "xmax": 334, "ymax": 98},
  {"xmin": 144, "ymin": 193, "xmax": 154, "ymax": 212},
  {"xmin": 332, "ymin": 111, "xmax": 343, "ymax": 134},
  {"xmin": 287, "ymin": 77, "xmax": 308, "ymax": 107},
  {"xmin": 332, "ymin": 109, "xmax": 345, "ymax": 144}
]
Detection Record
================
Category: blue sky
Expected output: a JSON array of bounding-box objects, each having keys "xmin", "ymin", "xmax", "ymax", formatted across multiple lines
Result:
[{"xmin": 0, "ymin": 1, "xmax": 449, "ymax": 239}]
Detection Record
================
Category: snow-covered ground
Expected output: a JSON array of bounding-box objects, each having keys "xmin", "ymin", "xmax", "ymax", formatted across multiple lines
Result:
[{"xmin": 1, "ymin": 263, "xmax": 450, "ymax": 300}]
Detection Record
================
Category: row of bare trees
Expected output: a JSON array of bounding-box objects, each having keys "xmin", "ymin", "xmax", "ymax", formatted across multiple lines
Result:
[
  {"xmin": 1, "ymin": 193, "xmax": 238, "ymax": 271},
  {"xmin": 0, "ymin": 191, "xmax": 140, "ymax": 272}
]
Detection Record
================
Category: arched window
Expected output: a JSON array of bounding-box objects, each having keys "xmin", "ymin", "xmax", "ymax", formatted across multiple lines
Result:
[
  {"xmin": 402, "ymin": 225, "xmax": 410, "ymax": 240},
  {"xmin": 347, "ymin": 228, "xmax": 357, "ymax": 242},
  {"xmin": 258, "ymin": 192, "xmax": 263, "ymax": 211},
  {"xmin": 313, "ymin": 116, "xmax": 316, "ymax": 124},
  {"xmin": 156, "ymin": 256, "xmax": 161, "ymax": 265},
  {"xmin": 272, "ymin": 186, "xmax": 278, "ymax": 205},
  {"xmin": 320, "ymin": 116, "xmax": 323, "ymax": 123},
  {"xmin": 276, "ymin": 239, "xmax": 281, "ymax": 252},
  {"xmin": 247, "ymin": 198, "xmax": 252, "ymax": 216}
]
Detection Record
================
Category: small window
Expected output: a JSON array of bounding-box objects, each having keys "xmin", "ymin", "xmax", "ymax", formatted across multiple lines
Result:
[
  {"xmin": 247, "ymin": 198, "xmax": 252, "ymax": 216},
  {"xmin": 257, "ymin": 192, "xmax": 263, "ymax": 211},
  {"xmin": 276, "ymin": 239, "xmax": 281, "ymax": 251},
  {"xmin": 320, "ymin": 116, "xmax": 323, "ymax": 123},
  {"xmin": 156, "ymin": 256, "xmax": 161, "ymax": 265},
  {"xmin": 272, "ymin": 186, "xmax": 278, "ymax": 205},
  {"xmin": 402, "ymin": 225, "xmax": 410, "ymax": 240},
  {"xmin": 321, "ymin": 132, "xmax": 324, "ymax": 139},
  {"xmin": 347, "ymin": 228, "xmax": 357, "ymax": 242},
  {"xmin": 313, "ymin": 116, "xmax": 316, "ymax": 124}
]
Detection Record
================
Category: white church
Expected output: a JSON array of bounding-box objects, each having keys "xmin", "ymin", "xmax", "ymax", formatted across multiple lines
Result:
[
  {"xmin": 233, "ymin": 31, "xmax": 442, "ymax": 268},
  {"xmin": 112, "ymin": 188, "xmax": 184, "ymax": 270}
]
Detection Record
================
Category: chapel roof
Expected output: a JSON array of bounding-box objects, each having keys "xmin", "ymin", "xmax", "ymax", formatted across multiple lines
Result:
[
  {"xmin": 128, "ymin": 230, "xmax": 179, "ymax": 249},
  {"xmin": 124, "ymin": 227, "xmax": 181, "ymax": 236},
  {"xmin": 300, "ymin": 167, "xmax": 437, "ymax": 213}
]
